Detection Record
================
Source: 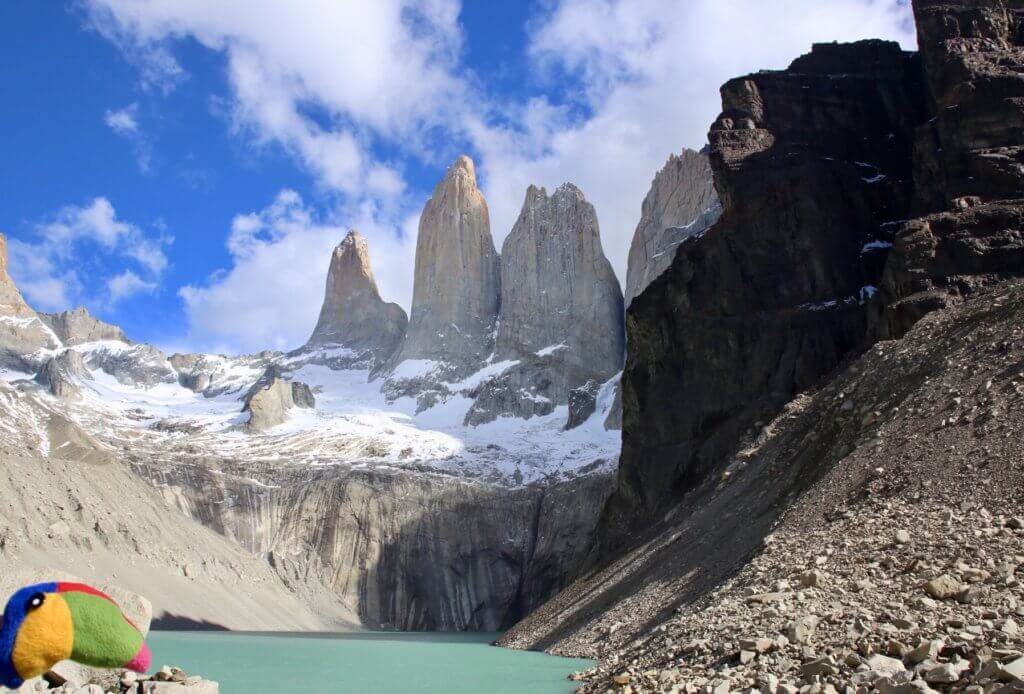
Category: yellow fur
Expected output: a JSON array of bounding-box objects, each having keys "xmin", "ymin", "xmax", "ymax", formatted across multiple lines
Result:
[{"xmin": 12, "ymin": 594, "xmax": 73, "ymax": 680}]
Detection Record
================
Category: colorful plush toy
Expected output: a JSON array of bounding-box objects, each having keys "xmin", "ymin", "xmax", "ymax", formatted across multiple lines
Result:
[{"xmin": 0, "ymin": 582, "xmax": 151, "ymax": 689}]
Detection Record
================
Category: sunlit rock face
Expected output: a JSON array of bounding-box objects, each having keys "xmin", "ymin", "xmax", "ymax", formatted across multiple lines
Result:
[
  {"xmin": 390, "ymin": 155, "xmax": 500, "ymax": 379},
  {"xmin": 306, "ymin": 229, "xmax": 407, "ymax": 365},
  {"xmin": 465, "ymin": 183, "xmax": 625, "ymax": 426},
  {"xmin": 625, "ymin": 149, "xmax": 721, "ymax": 307}
]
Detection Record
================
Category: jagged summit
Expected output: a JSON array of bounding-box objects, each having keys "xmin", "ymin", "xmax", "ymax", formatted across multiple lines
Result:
[
  {"xmin": 306, "ymin": 229, "xmax": 407, "ymax": 360},
  {"xmin": 625, "ymin": 148, "xmax": 721, "ymax": 306},
  {"xmin": 41, "ymin": 307, "xmax": 129, "ymax": 346},
  {"xmin": 465, "ymin": 182, "xmax": 624, "ymax": 425},
  {"xmin": 389, "ymin": 154, "xmax": 500, "ymax": 376}
]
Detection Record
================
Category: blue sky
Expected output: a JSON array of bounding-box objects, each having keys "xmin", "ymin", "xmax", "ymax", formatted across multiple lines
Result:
[{"xmin": 0, "ymin": 1, "xmax": 915, "ymax": 354}]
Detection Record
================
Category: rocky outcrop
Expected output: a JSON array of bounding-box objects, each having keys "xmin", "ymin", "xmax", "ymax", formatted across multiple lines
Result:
[
  {"xmin": 129, "ymin": 459, "xmax": 614, "ymax": 631},
  {"xmin": 40, "ymin": 307, "xmax": 128, "ymax": 346},
  {"xmin": 35, "ymin": 349, "xmax": 91, "ymax": 400},
  {"xmin": 242, "ymin": 366, "xmax": 315, "ymax": 432},
  {"xmin": 604, "ymin": 39, "xmax": 928, "ymax": 550},
  {"xmin": 625, "ymin": 149, "xmax": 721, "ymax": 306},
  {"xmin": 872, "ymin": 0, "xmax": 1024, "ymax": 339},
  {"xmin": 306, "ymin": 230, "xmax": 408, "ymax": 365},
  {"xmin": 465, "ymin": 184, "xmax": 624, "ymax": 425},
  {"xmin": 0, "ymin": 233, "xmax": 60, "ymax": 370},
  {"xmin": 389, "ymin": 156, "xmax": 500, "ymax": 380}
]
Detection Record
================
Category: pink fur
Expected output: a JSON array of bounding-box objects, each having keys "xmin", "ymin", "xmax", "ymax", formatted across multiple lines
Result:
[{"xmin": 125, "ymin": 641, "xmax": 151, "ymax": 673}]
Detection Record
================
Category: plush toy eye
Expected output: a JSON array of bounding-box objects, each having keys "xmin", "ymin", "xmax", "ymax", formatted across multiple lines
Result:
[{"xmin": 27, "ymin": 593, "xmax": 45, "ymax": 611}]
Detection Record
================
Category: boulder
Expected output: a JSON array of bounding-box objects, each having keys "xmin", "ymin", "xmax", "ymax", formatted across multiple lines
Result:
[{"xmin": 242, "ymin": 366, "xmax": 315, "ymax": 432}]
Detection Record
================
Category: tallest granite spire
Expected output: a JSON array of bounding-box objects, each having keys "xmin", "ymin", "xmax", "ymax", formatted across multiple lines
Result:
[{"xmin": 390, "ymin": 155, "xmax": 501, "ymax": 375}]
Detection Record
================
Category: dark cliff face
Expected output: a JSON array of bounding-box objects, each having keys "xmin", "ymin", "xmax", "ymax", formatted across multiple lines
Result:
[
  {"xmin": 603, "ymin": 40, "xmax": 929, "ymax": 550},
  {"xmin": 605, "ymin": 0, "xmax": 1024, "ymax": 554},
  {"xmin": 874, "ymin": 0, "xmax": 1024, "ymax": 339}
]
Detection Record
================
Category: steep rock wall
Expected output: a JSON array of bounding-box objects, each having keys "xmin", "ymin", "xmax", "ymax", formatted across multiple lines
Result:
[{"xmin": 603, "ymin": 40, "xmax": 928, "ymax": 551}]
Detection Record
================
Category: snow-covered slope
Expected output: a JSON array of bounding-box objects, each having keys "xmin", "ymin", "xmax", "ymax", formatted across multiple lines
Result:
[{"xmin": 5, "ymin": 336, "xmax": 619, "ymax": 486}]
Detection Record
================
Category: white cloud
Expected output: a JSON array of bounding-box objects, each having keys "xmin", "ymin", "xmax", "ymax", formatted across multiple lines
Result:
[
  {"xmin": 107, "ymin": 270, "xmax": 157, "ymax": 302},
  {"xmin": 104, "ymin": 103, "xmax": 153, "ymax": 173},
  {"xmin": 179, "ymin": 190, "xmax": 416, "ymax": 354},
  {"xmin": 85, "ymin": 0, "xmax": 466, "ymax": 198},
  {"xmin": 104, "ymin": 104, "xmax": 139, "ymax": 134},
  {"xmin": 9, "ymin": 198, "xmax": 171, "ymax": 311}
]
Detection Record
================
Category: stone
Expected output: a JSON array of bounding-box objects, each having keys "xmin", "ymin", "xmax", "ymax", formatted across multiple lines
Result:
[
  {"xmin": 242, "ymin": 366, "xmax": 315, "ymax": 432},
  {"xmin": 907, "ymin": 639, "xmax": 943, "ymax": 665},
  {"xmin": 895, "ymin": 530, "xmax": 911, "ymax": 545},
  {"xmin": 799, "ymin": 571, "xmax": 824, "ymax": 588},
  {"xmin": 612, "ymin": 673, "xmax": 631, "ymax": 685},
  {"xmin": 625, "ymin": 148, "xmax": 721, "ymax": 305},
  {"xmin": 305, "ymin": 229, "xmax": 408, "ymax": 363},
  {"xmin": 866, "ymin": 654, "xmax": 907, "ymax": 676},
  {"xmin": 921, "ymin": 662, "xmax": 964, "ymax": 684},
  {"xmin": 1001, "ymin": 657, "xmax": 1024, "ymax": 682},
  {"xmin": 800, "ymin": 656, "xmax": 838, "ymax": 678},
  {"xmin": 924, "ymin": 574, "xmax": 963, "ymax": 600},
  {"xmin": 565, "ymin": 381, "xmax": 601, "ymax": 430},
  {"xmin": 740, "ymin": 638, "xmax": 775, "ymax": 654},
  {"xmin": 390, "ymin": 155, "xmax": 500, "ymax": 377},
  {"xmin": 786, "ymin": 616, "xmax": 820, "ymax": 643}
]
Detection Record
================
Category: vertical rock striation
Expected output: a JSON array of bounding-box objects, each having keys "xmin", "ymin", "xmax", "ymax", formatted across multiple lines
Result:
[
  {"xmin": 466, "ymin": 184, "xmax": 624, "ymax": 425},
  {"xmin": 605, "ymin": 40, "xmax": 928, "ymax": 551},
  {"xmin": 625, "ymin": 149, "xmax": 721, "ymax": 306},
  {"xmin": 306, "ymin": 230, "xmax": 408, "ymax": 364},
  {"xmin": 390, "ymin": 156, "xmax": 500, "ymax": 378}
]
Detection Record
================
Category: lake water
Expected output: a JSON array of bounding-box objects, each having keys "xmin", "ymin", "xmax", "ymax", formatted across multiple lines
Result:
[{"xmin": 147, "ymin": 631, "xmax": 593, "ymax": 693}]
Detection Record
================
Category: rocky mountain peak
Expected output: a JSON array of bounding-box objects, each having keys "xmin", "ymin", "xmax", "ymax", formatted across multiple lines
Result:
[
  {"xmin": 466, "ymin": 182, "xmax": 624, "ymax": 425},
  {"xmin": 306, "ymin": 229, "xmax": 408, "ymax": 360},
  {"xmin": 40, "ymin": 307, "xmax": 128, "ymax": 346},
  {"xmin": 389, "ymin": 154, "xmax": 501, "ymax": 377},
  {"xmin": 625, "ymin": 148, "xmax": 721, "ymax": 306}
]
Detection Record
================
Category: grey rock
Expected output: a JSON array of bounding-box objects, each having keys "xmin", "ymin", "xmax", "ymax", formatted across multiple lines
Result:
[
  {"xmin": 242, "ymin": 366, "xmax": 315, "ymax": 432},
  {"xmin": 39, "ymin": 307, "xmax": 128, "ymax": 346},
  {"xmin": 625, "ymin": 148, "xmax": 721, "ymax": 306},
  {"xmin": 468, "ymin": 183, "xmax": 624, "ymax": 424},
  {"xmin": 390, "ymin": 155, "xmax": 500, "ymax": 379},
  {"xmin": 565, "ymin": 381, "xmax": 600, "ymax": 430},
  {"xmin": 34, "ymin": 349, "xmax": 91, "ymax": 400},
  {"xmin": 305, "ymin": 230, "xmax": 408, "ymax": 365}
]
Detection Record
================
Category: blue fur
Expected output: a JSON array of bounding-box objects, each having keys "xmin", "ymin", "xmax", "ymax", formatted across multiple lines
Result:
[{"xmin": 0, "ymin": 582, "xmax": 58, "ymax": 688}]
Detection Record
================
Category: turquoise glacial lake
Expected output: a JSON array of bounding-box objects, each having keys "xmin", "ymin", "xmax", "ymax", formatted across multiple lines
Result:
[{"xmin": 148, "ymin": 631, "xmax": 593, "ymax": 693}]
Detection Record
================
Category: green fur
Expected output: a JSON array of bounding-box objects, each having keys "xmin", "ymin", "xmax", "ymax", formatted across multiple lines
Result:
[{"xmin": 63, "ymin": 592, "xmax": 141, "ymax": 668}]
